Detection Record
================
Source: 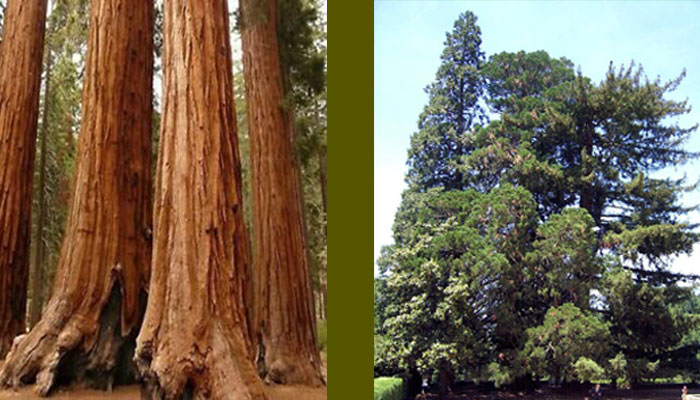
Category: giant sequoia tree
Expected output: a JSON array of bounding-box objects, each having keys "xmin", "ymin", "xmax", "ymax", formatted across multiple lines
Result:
[
  {"xmin": 133, "ymin": 1, "xmax": 266, "ymax": 398},
  {"xmin": 277, "ymin": 0, "xmax": 328, "ymax": 323},
  {"xmin": 0, "ymin": 0, "xmax": 153, "ymax": 393},
  {"xmin": 0, "ymin": 0, "xmax": 49, "ymax": 358},
  {"xmin": 406, "ymin": 11, "xmax": 485, "ymax": 192},
  {"xmin": 241, "ymin": 0, "xmax": 324, "ymax": 386},
  {"xmin": 377, "ymin": 10, "xmax": 700, "ymax": 392}
]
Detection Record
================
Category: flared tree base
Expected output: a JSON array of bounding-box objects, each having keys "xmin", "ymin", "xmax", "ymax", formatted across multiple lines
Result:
[
  {"xmin": 260, "ymin": 348, "xmax": 325, "ymax": 387},
  {"xmin": 0, "ymin": 285, "xmax": 140, "ymax": 396},
  {"xmin": 136, "ymin": 322, "xmax": 267, "ymax": 400}
]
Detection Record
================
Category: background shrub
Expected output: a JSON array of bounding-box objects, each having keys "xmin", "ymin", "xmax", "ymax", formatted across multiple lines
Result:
[
  {"xmin": 317, "ymin": 320, "xmax": 327, "ymax": 352},
  {"xmin": 374, "ymin": 377, "xmax": 405, "ymax": 400}
]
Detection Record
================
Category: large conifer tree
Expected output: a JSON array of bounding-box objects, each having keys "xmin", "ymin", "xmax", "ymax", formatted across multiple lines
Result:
[
  {"xmin": 134, "ymin": 0, "xmax": 267, "ymax": 398},
  {"xmin": 241, "ymin": 0, "xmax": 324, "ymax": 386},
  {"xmin": 378, "ymin": 10, "xmax": 700, "ymax": 392},
  {"xmin": 405, "ymin": 11, "xmax": 486, "ymax": 192},
  {"xmin": 0, "ymin": 0, "xmax": 153, "ymax": 393},
  {"xmin": 0, "ymin": 0, "xmax": 49, "ymax": 358}
]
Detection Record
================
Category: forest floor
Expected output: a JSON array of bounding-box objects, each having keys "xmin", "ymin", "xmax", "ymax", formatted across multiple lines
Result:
[
  {"xmin": 0, "ymin": 384, "xmax": 328, "ymax": 399},
  {"xmin": 416, "ymin": 384, "xmax": 693, "ymax": 399},
  {"xmin": 0, "ymin": 353, "xmax": 327, "ymax": 399}
]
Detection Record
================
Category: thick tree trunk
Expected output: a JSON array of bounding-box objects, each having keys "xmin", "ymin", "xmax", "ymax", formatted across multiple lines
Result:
[
  {"xmin": 29, "ymin": 39, "xmax": 54, "ymax": 330},
  {"xmin": 0, "ymin": 0, "xmax": 153, "ymax": 395},
  {"xmin": 133, "ymin": 1, "xmax": 266, "ymax": 399},
  {"xmin": 241, "ymin": 0, "xmax": 324, "ymax": 386},
  {"xmin": 437, "ymin": 367, "xmax": 451, "ymax": 400},
  {"xmin": 0, "ymin": 0, "xmax": 49, "ymax": 358}
]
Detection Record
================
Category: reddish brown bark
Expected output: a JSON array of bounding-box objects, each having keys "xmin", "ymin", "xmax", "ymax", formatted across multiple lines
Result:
[
  {"xmin": 133, "ymin": 1, "xmax": 266, "ymax": 399},
  {"xmin": 0, "ymin": 0, "xmax": 49, "ymax": 358},
  {"xmin": 241, "ymin": 0, "xmax": 324, "ymax": 386},
  {"xmin": 0, "ymin": 0, "xmax": 153, "ymax": 395}
]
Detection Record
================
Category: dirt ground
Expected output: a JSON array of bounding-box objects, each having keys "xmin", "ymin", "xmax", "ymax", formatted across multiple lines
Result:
[
  {"xmin": 416, "ymin": 385, "xmax": 693, "ymax": 400},
  {"xmin": 0, "ymin": 384, "xmax": 328, "ymax": 399},
  {"xmin": 0, "ymin": 351, "xmax": 327, "ymax": 399}
]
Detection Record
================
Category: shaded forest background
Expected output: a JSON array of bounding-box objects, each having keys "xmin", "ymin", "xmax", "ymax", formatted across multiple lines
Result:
[{"xmin": 0, "ymin": 0, "xmax": 328, "ymax": 336}]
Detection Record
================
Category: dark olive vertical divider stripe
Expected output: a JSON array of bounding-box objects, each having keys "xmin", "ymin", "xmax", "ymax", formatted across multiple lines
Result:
[{"xmin": 328, "ymin": 1, "xmax": 374, "ymax": 399}]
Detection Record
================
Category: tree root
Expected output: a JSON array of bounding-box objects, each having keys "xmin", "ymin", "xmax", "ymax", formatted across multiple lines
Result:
[
  {"xmin": 261, "ymin": 349, "xmax": 325, "ymax": 387},
  {"xmin": 136, "ymin": 321, "xmax": 268, "ymax": 400},
  {"xmin": 0, "ymin": 284, "xmax": 139, "ymax": 396}
]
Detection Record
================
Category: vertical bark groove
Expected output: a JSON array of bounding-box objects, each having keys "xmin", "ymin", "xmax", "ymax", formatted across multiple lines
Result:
[
  {"xmin": 134, "ymin": 1, "xmax": 265, "ymax": 398},
  {"xmin": 0, "ymin": 0, "xmax": 49, "ymax": 358},
  {"xmin": 241, "ymin": 0, "xmax": 324, "ymax": 386},
  {"xmin": 0, "ymin": 0, "xmax": 153, "ymax": 395}
]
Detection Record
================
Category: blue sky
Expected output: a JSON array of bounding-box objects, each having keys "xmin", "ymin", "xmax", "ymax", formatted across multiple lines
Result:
[{"xmin": 374, "ymin": 1, "xmax": 700, "ymax": 276}]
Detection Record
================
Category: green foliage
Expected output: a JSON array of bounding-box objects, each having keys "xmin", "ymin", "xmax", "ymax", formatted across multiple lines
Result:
[
  {"xmin": 477, "ymin": 53, "xmax": 698, "ymax": 266},
  {"xmin": 608, "ymin": 352, "xmax": 628, "ymax": 380},
  {"xmin": 275, "ymin": 0, "xmax": 328, "ymax": 310},
  {"xmin": 233, "ymin": 0, "xmax": 328, "ymax": 319},
  {"xmin": 522, "ymin": 303, "xmax": 611, "ymax": 383},
  {"xmin": 29, "ymin": 0, "xmax": 88, "ymax": 314},
  {"xmin": 600, "ymin": 268, "xmax": 697, "ymax": 377},
  {"xmin": 556, "ymin": 65, "xmax": 696, "ymax": 264},
  {"xmin": 626, "ymin": 358, "xmax": 660, "ymax": 382},
  {"xmin": 233, "ymin": 60, "xmax": 255, "ymax": 253},
  {"xmin": 526, "ymin": 208, "xmax": 599, "ymax": 309},
  {"xmin": 278, "ymin": 0, "xmax": 326, "ymax": 103},
  {"xmin": 375, "ymin": 277, "xmax": 389, "ymax": 334},
  {"xmin": 405, "ymin": 11, "xmax": 485, "ymax": 192},
  {"xmin": 375, "ymin": 335, "xmax": 387, "ymax": 365},
  {"xmin": 378, "ymin": 9, "xmax": 700, "ymax": 387},
  {"xmin": 573, "ymin": 357, "xmax": 605, "ymax": 383},
  {"xmin": 378, "ymin": 185, "xmax": 540, "ymax": 381},
  {"xmin": 316, "ymin": 320, "xmax": 327, "ymax": 352},
  {"xmin": 483, "ymin": 50, "xmax": 575, "ymax": 114},
  {"xmin": 374, "ymin": 377, "xmax": 405, "ymax": 400},
  {"xmin": 487, "ymin": 362, "xmax": 512, "ymax": 388}
]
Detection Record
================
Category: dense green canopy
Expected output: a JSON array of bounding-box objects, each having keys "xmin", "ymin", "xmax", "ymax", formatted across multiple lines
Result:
[
  {"xmin": 405, "ymin": 11, "xmax": 485, "ymax": 192},
  {"xmin": 376, "ymin": 9, "xmax": 700, "ymax": 397}
]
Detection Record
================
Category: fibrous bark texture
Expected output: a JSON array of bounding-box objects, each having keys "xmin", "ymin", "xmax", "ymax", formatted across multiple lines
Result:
[
  {"xmin": 133, "ymin": 1, "xmax": 266, "ymax": 399},
  {"xmin": 0, "ymin": 0, "xmax": 49, "ymax": 358},
  {"xmin": 241, "ymin": 0, "xmax": 324, "ymax": 386},
  {"xmin": 0, "ymin": 0, "xmax": 153, "ymax": 395}
]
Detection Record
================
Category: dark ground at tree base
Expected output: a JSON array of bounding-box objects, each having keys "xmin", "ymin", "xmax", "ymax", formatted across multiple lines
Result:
[
  {"xmin": 0, "ymin": 353, "xmax": 328, "ymax": 399},
  {"xmin": 416, "ymin": 385, "xmax": 694, "ymax": 400},
  {"xmin": 0, "ymin": 384, "xmax": 328, "ymax": 399}
]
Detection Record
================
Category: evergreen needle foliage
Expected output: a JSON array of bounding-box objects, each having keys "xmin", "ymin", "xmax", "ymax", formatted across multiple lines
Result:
[{"xmin": 375, "ymin": 10, "xmax": 700, "ymax": 396}]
